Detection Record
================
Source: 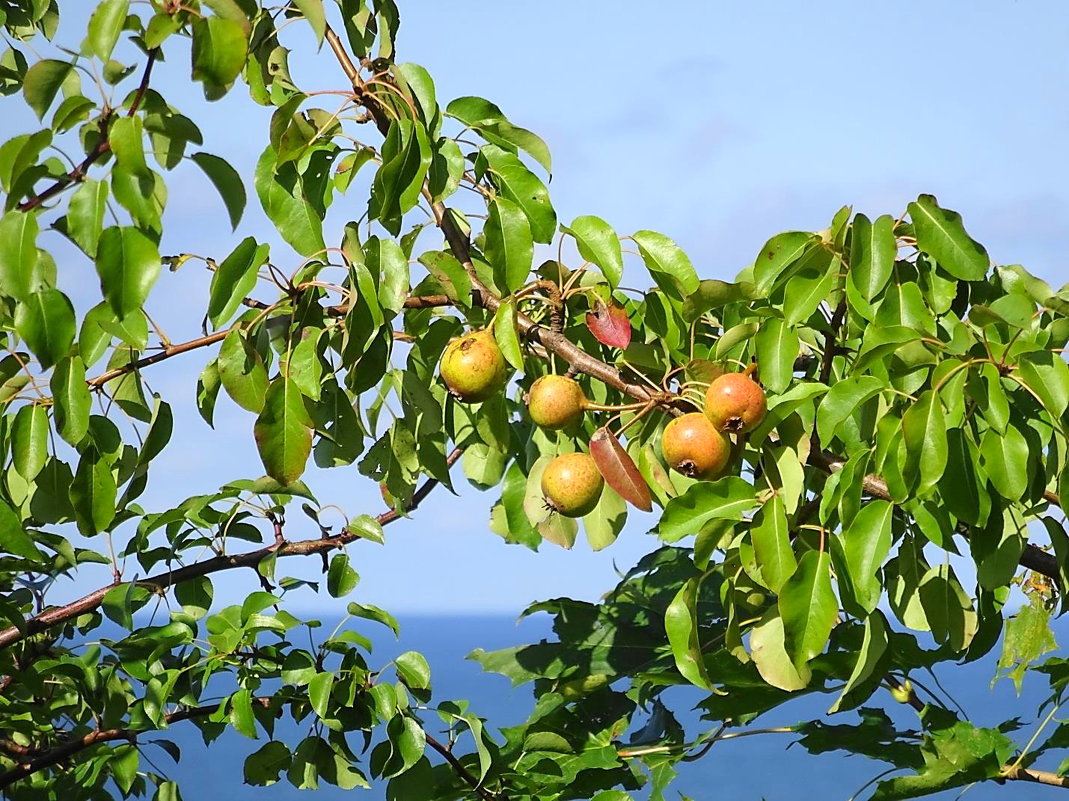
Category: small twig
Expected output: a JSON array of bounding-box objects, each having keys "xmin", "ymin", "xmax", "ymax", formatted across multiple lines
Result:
[{"xmin": 424, "ymin": 731, "xmax": 499, "ymax": 801}]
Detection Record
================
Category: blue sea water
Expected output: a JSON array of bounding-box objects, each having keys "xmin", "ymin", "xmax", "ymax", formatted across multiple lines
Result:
[{"xmin": 155, "ymin": 615, "xmax": 1057, "ymax": 800}]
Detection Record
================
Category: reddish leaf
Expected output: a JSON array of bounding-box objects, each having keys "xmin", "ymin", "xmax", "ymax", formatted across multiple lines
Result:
[
  {"xmin": 585, "ymin": 298, "xmax": 631, "ymax": 349},
  {"xmin": 589, "ymin": 427, "xmax": 652, "ymax": 512}
]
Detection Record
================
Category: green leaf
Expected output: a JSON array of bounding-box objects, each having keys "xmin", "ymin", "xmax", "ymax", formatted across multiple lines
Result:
[
  {"xmin": 665, "ymin": 576, "xmax": 712, "ymax": 690},
  {"xmin": 87, "ymin": 0, "xmax": 129, "ymax": 62},
  {"xmin": 682, "ymin": 279, "xmax": 758, "ymax": 322},
  {"xmin": 781, "ymin": 251, "xmax": 838, "ymax": 325},
  {"xmin": 842, "ymin": 500, "xmax": 893, "ymax": 613},
  {"xmin": 191, "ymin": 152, "xmax": 246, "ymax": 229},
  {"xmin": 940, "ymin": 428, "xmax": 989, "ymax": 526},
  {"xmin": 997, "ymin": 597, "xmax": 1057, "ymax": 693},
  {"xmin": 751, "ymin": 495, "xmax": 796, "ymax": 593},
  {"xmin": 829, "ymin": 610, "xmax": 890, "ymax": 713},
  {"xmin": 70, "ymin": 449, "xmax": 117, "ymax": 536},
  {"xmin": 481, "ymin": 145, "xmax": 555, "ymax": 242},
  {"xmin": 292, "ymin": 0, "xmax": 326, "ymax": 44},
  {"xmin": 370, "ymin": 237, "xmax": 409, "ymax": 315},
  {"xmin": 901, "ymin": 389, "xmax": 947, "ymax": 496},
  {"xmin": 14, "ymin": 288, "xmax": 75, "ymax": 369},
  {"xmin": 418, "ymin": 250, "xmax": 471, "ymax": 305},
  {"xmin": 816, "ymin": 375, "xmax": 884, "ymax": 447},
  {"xmin": 308, "ymin": 671, "xmax": 334, "ymax": 719},
  {"xmin": 245, "ymin": 741, "xmax": 291, "ymax": 786},
  {"xmin": 631, "ymin": 230, "xmax": 699, "ymax": 300},
  {"xmin": 484, "ymin": 195, "xmax": 533, "ymax": 293},
  {"xmin": 95, "ymin": 226, "xmax": 161, "ymax": 318},
  {"xmin": 778, "ymin": 549, "xmax": 836, "ymax": 669},
  {"xmin": 255, "ymin": 145, "xmax": 326, "ymax": 257},
  {"xmin": 66, "ymin": 179, "xmax": 108, "ymax": 256},
  {"xmin": 562, "ymin": 216, "xmax": 623, "ymax": 288},
  {"xmin": 659, "ymin": 477, "xmax": 759, "ymax": 542},
  {"xmin": 289, "ymin": 328, "xmax": 323, "ymax": 401},
  {"xmin": 254, "ymin": 376, "xmax": 313, "ymax": 485},
  {"xmin": 750, "ymin": 607, "xmax": 810, "ymax": 691},
  {"xmin": 11, "ymin": 403, "xmax": 48, "ymax": 480},
  {"xmin": 230, "ymin": 688, "xmax": 258, "ymax": 739},
  {"xmin": 1016, "ymin": 351, "xmax": 1069, "ymax": 421},
  {"xmin": 22, "ymin": 59, "xmax": 72, "ymax": 120},
  {"xmin": 217, "ymin": 329, "xmax": 269, "ymax": 413},
  {"xmin": 50, "ymin": 355, "xmax": 90, "ymax": 446},
  {"xmin": 755, "ymin": 317, "xmax": 798, "ymax": 394},
  {"xmin": 752, "ymin": 231, "xmax": 817, "ymax": 296},
  {"xmin": 395, "ymin": 651, "xmax": 431, "ymax": 691},
  {"xmin": 109, "ymin": 116, "xmax": 147, "ymax": 173},
  {"xmin": 191, "ymin": 16, "xmax": 248, "ymax": 101},
  {"xmin": 908, "ymin": 194, "xmax": 989, "ymax": 281},
  {"xmin": 0, "ymin": 498, "xmax": 44, "ymax": 561},
  {"xmin": 492, "ymin": 300, "xmax": 523, "ymax": 371},
  {"xmin": 369, "ymin": 120, "xmax": 432, "ymax": 236},
  {"xmin": 979, "ymin": 424, "xmax": 1029, "ymax": 501},
  {"xmin": 0, "ymin": 210, "xmax": 39, "ymax": 300},
  {"xmin": 326, "ymin": 552, "xmax": 359, "ymax": 597},
  {"xmin": 446, "ymin": 95, "xmax": 551, "ymax": 173},
  {"xmin": 849, "ymin": 213, "xmax": 896, "ymax": 300},
  {"xmin": 208, "ymin": 237, "xmax": 268, "ymax": 328}
]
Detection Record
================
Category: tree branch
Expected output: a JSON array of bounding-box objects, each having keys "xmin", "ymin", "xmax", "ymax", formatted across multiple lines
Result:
[
  {"xmin": 808, "ymin": 450, "xmax": 1062, "ymax": 585},
  {"xmin": 16, "ymin": 49, "xmax": 159, "ymax": 213},
  {"xmin": 0, "ymin": 451, "xmax": 463, "ymax": 651},
  {"xmin": 424, "ymin": 732, "xmax": 499, "ymax": 801},
  {"xmin": 0, "ymin": 697, "xmax": 264, "ymax": 790}
]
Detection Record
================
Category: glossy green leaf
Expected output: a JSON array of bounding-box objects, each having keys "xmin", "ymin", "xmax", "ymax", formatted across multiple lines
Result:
[
  {"xmin": 0, "ymin": 210, "xmax": 39, "ymax": 300},
  {"xmin": 492, "ymin": 300, "xmax": 523, "ymax": 371},
  {"xmin": 292, "ymin": 0, "xmax": 326, "ymax": 44},
  {"xmin": 14, "ymin": 288, "xmax": 75, "ymax": 368},
  {"xmin": 632, "ymin": 230, "xmax": 699, "ymax": 300},
  {"xmin": 418, "ymin": 250, "xmax": 471, "ymax": 305},
  {"xmin": 191, "ymin": 16, "xmax": 248, "ymax": 100},
  {"xmin": 217, "ymin": 329, "xmax": 269, "ymax": 414},
  {"xmin": 750, "ymin": 607, "xmax": 810, "ymax": 691},
  {"xmin": 369, "ymin": 237, "xmax": 409, "ymax": 315},
  {"xmin": 395, "ymin": 651, "xmax": 431, "ymax": 691},
  {"xmin": 484, "ymin": 195, "xmax": 532, "ymax": 293},
  {"xmin": 752, "ymin": 231, "xmax": 816, "ymax": 295},
  {"xmin": 327, "ymin": 552, "xmax": 359, "ymax": 597},
  {"xmin": 230, "ymin": 687, "xmax": 258, "ymax": 739},
  {"xmin": 908, "ymin": 194, "xmax": 989, "ymax": 281},
  {"xmin": 751, "ymin": 495, "xmax": 796, "ymax": 593},
  {"xmin": 755, "ymin": 316, "xmax": 798, "ymax": 394},
  {"xmin": 481, "ymin": 145, "xmax": 555, "ymax": 242},
  {"xmin": 191, "ymin": 152, "xmax": 246, "ymax": 229},
  {"xmin": 0, "ymin": 498, "xmax": 43, "ymax": 561},
  {"xmin": 11, "ymin": 402, "xmax": 48, "ymax": 480},
  {"xmin": 1015, "ymin": 351, "xmax": 1069, "ymax": 420},
  {"xmin": 70, "ymin": 449, "xmax": 117, "ymax": 536},
  {"xmin": 829, "ymin": 610, "xmax": 890, "ymax": 713},
  {"xmin": 659, "ymin": 477, "xmax": 759, "ymax": 542},
  {"xmin": 782, "ymin": 251, "xmax": 838, "ymax": 325},
  {"xmin": 682, "ymin": 279, "xmax": 758, "ymax": 322},
  {"xmin": 208, "ymin": 237, "xmax": 268, "ymax": 328},
  {"xmin": 50, "ymin": 355, "xmax": 91, "ymax": 446},
  {"xmin": 22, "ymin": 58, "xmax": 72, "ymax": 119},
  {"xmin": 665, "ymin": 576, "xmax": 712, "ymax": 690},
  {"xmin": 778, "ymin": 549, "xmax": 836, "ymax": 669},
  {"xmin": 901, "ymin": 389, "xmax": 947, "ymax": 496},
  {"xmin": 816, "ymin": 375, "xmax": 884, "ymax": 447},
  {"xmin": 369, "ymin": 120, "xmax": 432, "ymax": 236},
  {"xmin": 979, "ymin": 424, "xmax": 1029, "ymax": 501},
  {"xmin": 87, "ymin": 0, "xmax": 129, "ymax": 62},
  {"xmin": 95, "ymin": 226, "xmax": 161, "ymax": 318},
  {"xmin": 849, "ymin": 213, "xmax": 896, "ymax": 300},
  {"xmin": 66, "ymin": 179, "xmax": 108, "ymax": 256},
  {"xmin": 447, "ymin": 96, "xmax": 551, "ymax": 173},
  {"xmin": 563, "ymin": 216, "xmax": 623, "ymax": 288},
  {"xmin": 254, "ymin": 145, "xmax": 325, "ymax": 257},
  {"xmin": 842, "ymin": 500, "xmax": 893, "ymax": 613},
  {"xmin": 254, "ymin": 376, "xmax": 313, "ymax": 485}
]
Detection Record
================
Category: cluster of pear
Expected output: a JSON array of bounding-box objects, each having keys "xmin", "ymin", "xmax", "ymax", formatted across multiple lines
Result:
[{"xmin": 439, "ymin": 329, "xmax": 767, "ymax": 519}]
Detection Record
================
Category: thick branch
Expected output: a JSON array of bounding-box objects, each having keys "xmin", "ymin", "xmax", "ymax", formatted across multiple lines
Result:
[
  {"xmin": 17, "ymin": 49, "xmax": 159, "ymax": 213},
  {"xmin": 809, "ymin": 450, "xmax": 1062, "ymax": 585},
  {"xmin": 0, "ymin": 698, "xmax": 263, "ymax": 790},
  {"xmin": 0, "ymin": 453, "xmax": 461, "ymax": 651}
]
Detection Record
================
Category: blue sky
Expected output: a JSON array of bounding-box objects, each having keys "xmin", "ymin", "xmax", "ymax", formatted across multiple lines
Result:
[{"xmin": 18, "ymin": 2, "xmax": 1069, "ymax": 614}]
